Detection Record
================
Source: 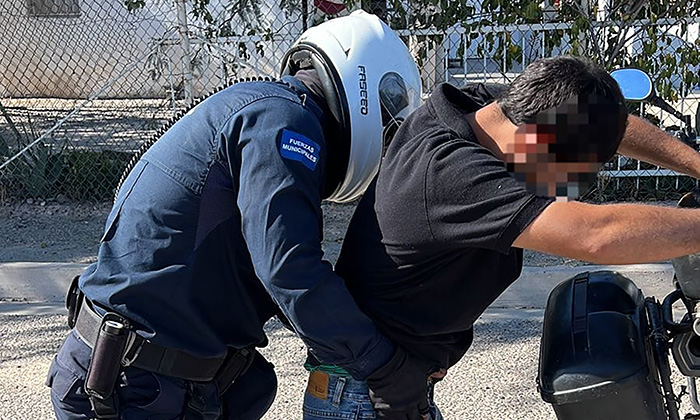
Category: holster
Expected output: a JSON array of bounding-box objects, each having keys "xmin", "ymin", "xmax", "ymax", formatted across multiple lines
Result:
[
  {"xmin": 214, "ymin": 347, "xmax": 256, "ymax": 395},
  {"xmin": 84, "ymin": 312, "xmax": 130, "ymax": 419}
]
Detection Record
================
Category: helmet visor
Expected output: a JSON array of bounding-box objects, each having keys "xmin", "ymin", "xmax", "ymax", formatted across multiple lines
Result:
[
  {"xmin": 379, "ymin": 72, "xmax": 412, "ymax": 127},
  {"xmin": 379, "ymin": 72, "xmax": 418, "ymax": 152}
]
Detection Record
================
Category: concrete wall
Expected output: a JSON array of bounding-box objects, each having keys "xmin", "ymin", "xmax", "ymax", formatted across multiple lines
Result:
[{"xmin": 0, "ymin": 0, "xmax": 174, "ymax": 98}]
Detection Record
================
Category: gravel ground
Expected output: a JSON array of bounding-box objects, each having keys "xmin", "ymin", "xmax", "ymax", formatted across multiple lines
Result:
[
  {"xmin": 2, "ymin": 313, "xmax": 696, "ymax": 420},
  {"xmin": 0, "ymin": 314, "xmax": 564, "ymax": 420},
  {"xmin": 0, "ymin": 202, "xmax": 108, "ymax": 264}
]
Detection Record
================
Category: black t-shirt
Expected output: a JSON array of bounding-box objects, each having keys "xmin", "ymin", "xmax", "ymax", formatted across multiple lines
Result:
[{"xmin": 336, "ymin": 83, "xmax": 554, "ymax": 369}]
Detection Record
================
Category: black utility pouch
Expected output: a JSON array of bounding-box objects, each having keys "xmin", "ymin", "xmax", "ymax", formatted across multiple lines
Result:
[
  {"xmin": 65, "ymin": 275, "xmax": 82, "ymax": 329},
  {"xmin": 85, "ymin": 313, "xmax": 130, "ymax": 400}
]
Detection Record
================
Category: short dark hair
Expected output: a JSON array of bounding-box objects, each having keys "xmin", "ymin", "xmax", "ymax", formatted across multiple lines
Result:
[{"xmin": 497, "ymin": 56, "xmax": 628, "ymax": 163}]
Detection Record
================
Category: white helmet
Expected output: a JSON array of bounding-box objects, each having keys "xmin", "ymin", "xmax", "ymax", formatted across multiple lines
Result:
[{"xmin": 281, "ymin": 10, "xmax": 422, "ymax": 203}]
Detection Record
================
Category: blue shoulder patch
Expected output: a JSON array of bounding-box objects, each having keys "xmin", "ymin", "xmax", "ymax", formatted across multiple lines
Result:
[{"xmin": 279, "ymin": 129, "xmax": 320, "ymax": 171}]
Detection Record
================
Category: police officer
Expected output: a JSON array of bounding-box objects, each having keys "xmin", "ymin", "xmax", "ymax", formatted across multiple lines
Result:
[
  {"xmin": 46, "ymin": 11, "xmax": 423, "ymax": 420},
  {"xmin": 304, "ymin": 56, "xmax": 700, "ymax": 418}
]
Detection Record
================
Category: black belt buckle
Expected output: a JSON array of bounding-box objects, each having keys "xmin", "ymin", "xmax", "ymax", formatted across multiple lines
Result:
[{"xmin": 66, "ymin": 275, "xmax": 82, "ymax": 329}]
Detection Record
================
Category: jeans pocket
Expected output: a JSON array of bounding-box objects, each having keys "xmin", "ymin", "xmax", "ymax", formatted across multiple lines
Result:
[{"xmin": 303, "ymin": 389, "xmax": 369, "ymax": 420}]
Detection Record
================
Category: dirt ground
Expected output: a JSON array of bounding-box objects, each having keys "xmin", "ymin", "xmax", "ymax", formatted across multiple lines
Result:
[
  {"xmin": 0, "ymin": 201, "xmax": 108, "ymax": 263},
  {"xmin": 0, "ymin": 199, "xmax": 579, "ymax": 266}
]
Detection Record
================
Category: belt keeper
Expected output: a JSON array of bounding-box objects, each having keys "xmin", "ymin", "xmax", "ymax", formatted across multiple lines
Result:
[{"xmin": 121, "ymin": 332, "xmax": 143, "ymax": 367}]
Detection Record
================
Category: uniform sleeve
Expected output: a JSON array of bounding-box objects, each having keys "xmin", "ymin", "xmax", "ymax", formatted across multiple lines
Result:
[
  {"xmin": 233, "ymin": 97, "xmax": 394, "ymax": 379},
  {"xmin": 425, "ymin": 140, "xmax": 553, "ymax": 253}
]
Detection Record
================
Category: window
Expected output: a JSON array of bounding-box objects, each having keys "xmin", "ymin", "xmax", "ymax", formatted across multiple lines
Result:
[{"xmin": 27, "ymin": 0, "xmax": 81, "ymax": 18}]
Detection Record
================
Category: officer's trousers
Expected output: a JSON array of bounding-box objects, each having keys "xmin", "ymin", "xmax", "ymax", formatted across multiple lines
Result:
[{"xmin": 46, "ymin": 330, "xmax": 277, "ymax": 420}]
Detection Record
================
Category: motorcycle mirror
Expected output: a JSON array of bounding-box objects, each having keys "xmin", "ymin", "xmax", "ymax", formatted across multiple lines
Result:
[
  {"xmin": 610, "ymin": 68, "xmax": 654, "ymax": 102},
  {"xmin": 612, "ymin": 68, "xmax": 690, "ymax": 128}
]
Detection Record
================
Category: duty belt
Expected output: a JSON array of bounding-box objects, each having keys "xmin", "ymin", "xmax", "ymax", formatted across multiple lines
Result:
[
  {"xmin": 74, "ymin": 296, "xmax": 238, "ymax": 382},
  {"xmin": 67, "ymin": 279, "xmax": 255, "ymax": 419}
]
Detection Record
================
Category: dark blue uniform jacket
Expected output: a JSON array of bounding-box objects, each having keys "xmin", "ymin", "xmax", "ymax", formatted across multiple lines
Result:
[{"xmin": 79, "ymin": 76, "xmax": 393, "ymax": 379}]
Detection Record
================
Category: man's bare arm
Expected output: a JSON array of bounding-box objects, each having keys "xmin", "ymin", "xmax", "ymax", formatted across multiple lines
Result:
[
  {"xmin": 513, "ymin": 201, "xmax": 700, "ymax": 264},
  {"xmin": 617, "ymin": 115, "xmax": 700, "ymax": 178}
]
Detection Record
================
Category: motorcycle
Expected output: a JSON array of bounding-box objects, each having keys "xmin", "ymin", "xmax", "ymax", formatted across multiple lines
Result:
[
  {"xmin": 537, "ymin": 68, "xmax": 700, "ymax": 420},
  {"xmin": 538, "ymin": 193, "xmax": 700, "ymax": 420}
]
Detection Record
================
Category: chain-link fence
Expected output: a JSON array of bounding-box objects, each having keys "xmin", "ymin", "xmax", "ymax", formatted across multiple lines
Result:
[
  {"xmin": 0, "ymin": 0, "xmax": 305, "ymax": 201},
  {"xmin": 423, "ymin": 8, "xmax": 700, "ymax": 202},
  {"xmin": 1, "ymin": 0, "xmax": 699, "ymax": 203}
]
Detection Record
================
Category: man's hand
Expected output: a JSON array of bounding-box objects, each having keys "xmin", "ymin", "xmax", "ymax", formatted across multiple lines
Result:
[{"xmin": 367, "ymin": 348, "xmax": 435, "ymax": 420}]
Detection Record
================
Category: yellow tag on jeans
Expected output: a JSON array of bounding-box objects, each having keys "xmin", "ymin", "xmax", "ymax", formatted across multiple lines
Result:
[{"xmin": 307, "ymin": 371, "xmax": 329, "ymax": 400}]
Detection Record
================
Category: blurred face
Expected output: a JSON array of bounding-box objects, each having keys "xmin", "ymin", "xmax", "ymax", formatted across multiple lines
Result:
[{"xmin": 506, "ymin": 123, "xmax": 600, "ymax": 201}]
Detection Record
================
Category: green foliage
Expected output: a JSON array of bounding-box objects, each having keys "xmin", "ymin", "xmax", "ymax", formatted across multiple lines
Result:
[
  {"xmin": 191, "ymin": 0, "xmax": 215, "ymax": 24},
  {"xmin": 124, "ymin": 0, "xmax": 213, "ymax": 26},
  {"xmin": 121, "ymin": 0, "xmax": 700, "ymax": 103},
  {"xmin": 12, "ymin": 141, "xmax": 65, "ymax": 198},
  {"xmin": 63, "ymin": 151, "xmax": 130, "ymax": 201},
  {"xmin": 471, "ymin": 0, "xmax": 700, "ymax": 101},
  {"xmin": 5, "ymin": 147, "xmax": 130, "ymax": 201},
  {"xmin": 134, "ymin": 0, "xmax": 280, "ymax": 80},
  {"xmin": 0, "ymin": 135, "xmax": 9, "ymax": 158},
  {"xmin": 123, "ymin": 0, "xmax": 146, "ymax": 12},
  {"xmin": 0, "ymin": 110, "xmax": 129, "ymax": 201},
  {"xmin": 0, "ymin": 102, "xmax": 64, "ymax": 198},
  {"xmin": 0, "ymin": 101, "xmax": 20, "ymax": 158},
  {"xmin": 1, "ymin": 101, "xmax": 132, "ymax": 201}
]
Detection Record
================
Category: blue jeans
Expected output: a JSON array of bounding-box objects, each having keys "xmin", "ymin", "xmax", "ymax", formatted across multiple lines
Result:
[
  {"xmin": 46, "ymin": 330, "xmax": 277, "ymax": 420},
  {"xmin": 302, "ymin": 372, "xmax": 443, "ymax": 420}
]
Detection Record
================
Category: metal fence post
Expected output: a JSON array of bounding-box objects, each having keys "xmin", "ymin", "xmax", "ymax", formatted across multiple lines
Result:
[{"xmin": 175, "ymin": 0, "xmax": 195, "ymax": 106}]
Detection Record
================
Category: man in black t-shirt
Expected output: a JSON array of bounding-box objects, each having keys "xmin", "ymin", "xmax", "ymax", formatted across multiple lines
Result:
[{"xmin": 302, "ymin": 56, "xmax": 700, "ymax": 420}]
